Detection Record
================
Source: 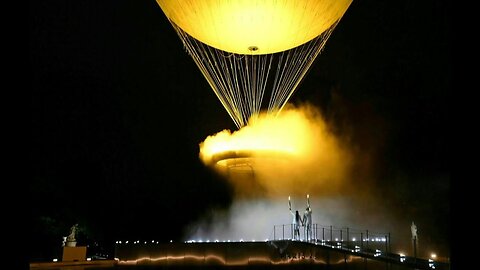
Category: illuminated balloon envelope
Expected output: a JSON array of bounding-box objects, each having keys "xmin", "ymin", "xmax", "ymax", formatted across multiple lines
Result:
[{"xmin": 156, "ymin": 0, "xmax": 353, "ymax": 128}]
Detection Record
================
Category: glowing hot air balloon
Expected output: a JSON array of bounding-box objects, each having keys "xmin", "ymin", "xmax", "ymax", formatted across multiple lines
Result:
[{"xmin": 156, "ymin": 0, "xmax": 353, "ymax": 128}]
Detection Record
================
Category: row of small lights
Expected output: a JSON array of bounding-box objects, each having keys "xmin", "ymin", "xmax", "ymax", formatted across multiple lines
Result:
[
  {"xmin": 53, "ymin": 258, "xmax": 93, "ymax": 262},
  {"xmin": 310, "ymin": 237, "xmax": 388, "ymax": 242},
  {"xmin": 351, "ymin": 237, "xmax": 387, "ymax": 242},
  {"xmin": 319, "ymin": 237, "xmax": 387, "ymax": 242},
  {"xmin": 115, "ymin": 239, "xmax": 385, "ymax": 251},
  {"xmin": 328, "ymin": 242, "xmax": 381, "ymax": 255},
  {"xmin": 115, "ymin": 240, "xmax": 170, "ymax": 244},
  {"xmin": 115, "ymin": 239, "xmax": 270, "ymax": 244},
  {"xmin": 114, "ymin": 237, "xmax": 387, "ymax": 245},
  {"xmin": 185, "ymin": 239, "xmax": 268, "ymax": 243}
]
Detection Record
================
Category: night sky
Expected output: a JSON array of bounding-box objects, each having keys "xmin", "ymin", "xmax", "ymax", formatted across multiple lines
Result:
[{"xmin": 30, "ymin": 0, "xmax": 450, "ymax": 262}]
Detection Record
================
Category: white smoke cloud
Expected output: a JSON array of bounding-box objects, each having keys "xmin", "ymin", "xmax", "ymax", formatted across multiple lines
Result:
[{"xmin": 188, "ymin": 103, "xmax": 416, "ymax": 255}]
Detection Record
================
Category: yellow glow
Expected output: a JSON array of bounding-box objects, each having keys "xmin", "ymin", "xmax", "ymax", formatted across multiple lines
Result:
[
  {"xmin": 200, "ymin": 108, "xmax": 312, "ymax": 165},
  {"xmin": 199, "ymin": 104, "xmax": 352, "ymax": 196},
  {"xmin": 120, "ymin": 254, "xmax": 328, "ymax": 266},
  {"xmin": 156, "ymin": 0, "xmax": 352, "ymax": 54}
]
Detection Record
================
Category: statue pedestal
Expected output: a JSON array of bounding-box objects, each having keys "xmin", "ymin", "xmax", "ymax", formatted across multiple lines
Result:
[
  {"xmin": 62, "ymin": 246, "xmax": 87, "ymax": 261},
  {"xmin": 66, "ymin": 241, "xmax": 77, "ymax": 247}
]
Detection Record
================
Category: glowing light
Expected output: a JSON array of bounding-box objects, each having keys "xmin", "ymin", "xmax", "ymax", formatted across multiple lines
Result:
[
  {"xmin": 156, "ymin": 0, "xmax": 353, "ymax": 128},
  {"xmin": 431, "ymin": 253, "xmax": 437, "ymax": 259},
  {"xmin": 52, "ymin": 259, "xmax": 58, "ymax": 262},
  {"xmin": 119, "ymin": 253, "xmax": 309, "ymax": 267},
  {"xmin": 352, "ymin": 237, "xmax": 356, "ymax": 241},
  {"xmin": 199, "ymin": 105, "xmax": 352, "ymax": 197},
  {"xmin": 200, "ymin": 109, "xmax": 312, "ymax": 164},
  {"xmin": 170, "ymin": 240, "xmax": 173, "ymax": 243},
  {"xmin": 125, "ymin": 241, "xmax": 129, "ymax": 244},
  {"xmin": 156, "ymin": 0, "xmax": 352, "ymax": 55},
  {"xmin": 87, "ymin": 258, "xmax": 91, "ymax": 261}
]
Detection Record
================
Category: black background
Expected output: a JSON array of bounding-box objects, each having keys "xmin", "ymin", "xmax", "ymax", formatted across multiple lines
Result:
[{"xmin": 30, "ymin": 0, "xmax": 450, "ymax": 261}]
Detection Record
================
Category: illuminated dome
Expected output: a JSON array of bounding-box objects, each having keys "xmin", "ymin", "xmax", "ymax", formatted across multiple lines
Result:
[
  {"xmin": 155, "ymin": 0, "xmax": 353, "ymax": 128},
  {"xmin": 156, "ymin": 0, "xmax": 352, "ymax": 55}
]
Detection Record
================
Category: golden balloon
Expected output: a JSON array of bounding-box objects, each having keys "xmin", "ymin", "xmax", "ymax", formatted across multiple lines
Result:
[{"xmin": 156, "ymin": 0, "xmax": 352, "ymax": 55}]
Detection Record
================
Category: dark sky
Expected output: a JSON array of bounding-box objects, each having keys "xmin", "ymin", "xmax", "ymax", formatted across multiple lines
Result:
[{"xmin": 30, "ymin": 0, "xmax": 450, "ymax": 261}]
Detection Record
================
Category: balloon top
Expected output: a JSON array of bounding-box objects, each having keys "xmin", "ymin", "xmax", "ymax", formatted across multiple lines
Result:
[{"xmin": 157, "ymin": 0, "xmax": 353, "ymax": 55}]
